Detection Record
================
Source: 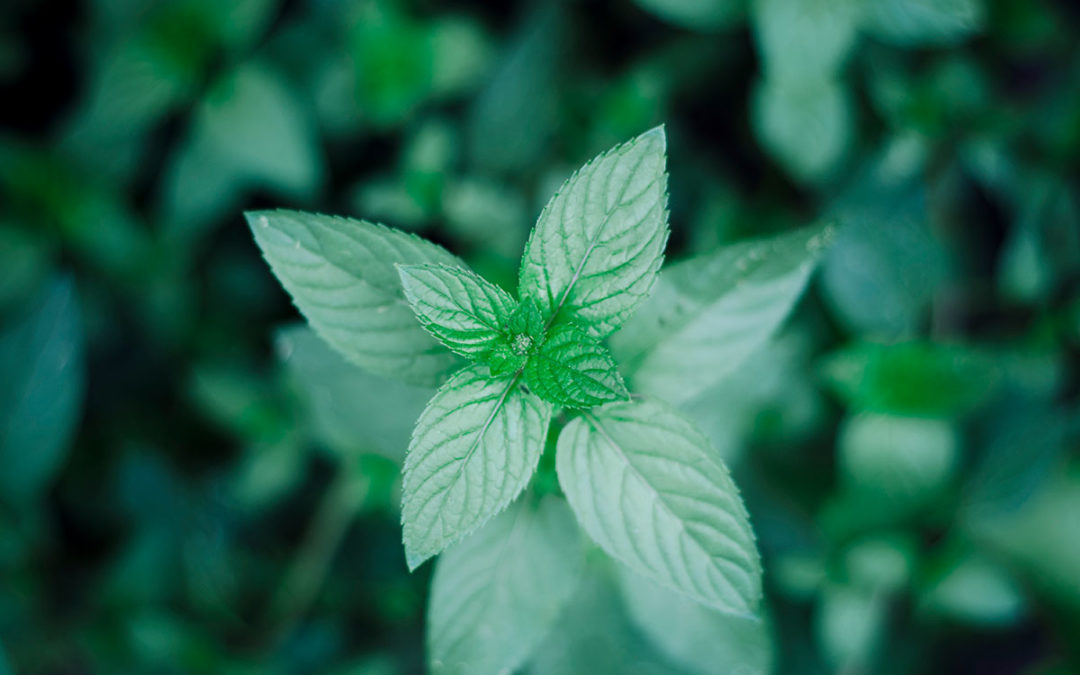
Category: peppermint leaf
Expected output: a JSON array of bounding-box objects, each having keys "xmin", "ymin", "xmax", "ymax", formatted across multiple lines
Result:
[
  {"xmin": 402, "ymin": 364, "xmax": 552, "ymax": 569},
  {"xmin": 862, "ymin": 0, "xmax": 984, "ymax": 47},
  {"xmin": 247, "ymin": 209, "xmax": 464, "ymax": 387},
  {"xmin": 613, "ymin": 223, "xmax": 835, "ymax": 405},
  {"xmin": 524, "ymin": 323, "xmax": 628, "ymax": 408},
  {"xmin": 518, "ymin": 127, "xmax": 669, "ymax": 338},
  {"xmin": 428, "ymin": 496, "xmax": 584, "ymax": 675},
  {"xmin": 398, "ymin": 263, "xmax": 517, "ymax": 361},
  {"xmin": 556, "ymin": 399, "xmax": 761, "ymax": 614}
]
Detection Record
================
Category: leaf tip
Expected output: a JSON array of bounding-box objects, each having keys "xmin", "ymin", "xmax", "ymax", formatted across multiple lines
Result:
[{"xmin": 639, "ymin": 124, "xmax": 667, "ymax": 151}]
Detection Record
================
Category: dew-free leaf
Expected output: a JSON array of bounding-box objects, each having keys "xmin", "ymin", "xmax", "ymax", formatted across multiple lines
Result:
[
  {"xmin": 427, "ymin": 496, "xmax": 583, "ymax": 675},
  {"xmin": 519, "ymin": 126, "xmax": 669, "ymax": 338},
  {"xmin": 247, "ymin": 209, "xmax": 464, "ymax": 387},
  {"xmin": 524, "ymin": 323, "xmax": 628, "ymax": 408},
  {"xmin": 398, "ymin": 263, "xmax": 516, "ymax": 361},
  {"xmin": 402, "ymin": 365, "xmax": 552, "ymax": 568},
  {"xmin": 556, "ymin": 399, "xmax": 761, "ymax": 614}
]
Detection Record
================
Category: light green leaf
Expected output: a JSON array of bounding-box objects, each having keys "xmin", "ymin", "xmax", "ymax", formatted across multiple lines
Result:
[
  {"xmin": 525, "ymin": 323, "xmax": 628, "ymax": 408},
  {"xmin": 752, "ymin": 74, "xmax": 853, "ymax": 182},
  {"xmin": 633, "ymin": 0, "xmax": 745, "ymax": 32},
  {"xmin": 276, "ymin": 325, "xmax": 432, "ymax": 461},
  {"xmin": 0, "ymin": 278, "xmax": 85, "ymax": 503},
  {"xmin": 402, "ymin": 365, "xmax": 552, "ymax": 569},
  {"xmin": 839, "ymin": 413, "xmax": 958, "ymax": 510},
  {"xmin": 752, "ymin": 0, "xmax": 862, "ymax": 80},
  {"xmin": 614, "ymin": 223, "xmax": 834, "ymax": 405},
  {"xmin": 519, "ymin": 127, "xmax": 670, "ymax": 338},
  {"xmin": 817, "ymin": 585, "xmax": 885, "ymax": 670},
  {"xmin": 862, "ymin": 0, "xmax": 984, "ymax": 47},
  {"xmin": 428, "ymin": 496, "xmax": 584, "ymax": 675},
  {"xmin": 398, "ymin": 263, "xmax": 517, "ymax": 360},
  {"xmin": 557, "ymin": 400, "xmax": 761, "ymax": 614},
  {"xmin": 248, "ymin": 209, "xmax": 464, "ymax": 387},
  {"xmin": 616, "ymin": 566, "xmax": 773, "ymax": 675}
]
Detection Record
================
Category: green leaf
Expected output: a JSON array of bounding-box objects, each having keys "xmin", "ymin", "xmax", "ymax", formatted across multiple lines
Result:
[
  {"xmin": 613, "ymin": 223, "xmax": 834, "ymax": 405},
  {"xmin": 248, "ymin": 209, "xmax": 464, "ymax": 387},
  {"xmin": 398, "ymin": 263, "xmax": 517, "ymax": 361},
  {"xmin": 556, "ymin": 400, "xmax": 761, "ymax": 614},
  {"xmin": 752, "ymin": 74, "xmax": 853, "ymax": 181},
  {"xmin": 524, "ymin": 323, "xmax": 628, "ymax": 408},
  {"xmin": 428, "ymin": 496, "xmax": 584, "ymax": 675},
  {"xmin": 820, "ymin": 340, "xmax": 1000, "ymax": 417},
  {"xmin": 402, "ymin": 364, "xmax": 552, "ymax": 569},
  {"xmin": 862, "ymin": 0, "xmax": 984, "ymax": 47},
  {"xmin": 616, "ymin": 566, "xmax": 773, "ymax": 675},
  {"xmin": 838, "ymin": 413, "xmax": 958, "ymax": 511},
  {"xmin": 519, "ymin": 127, "xmax": 670, "ymax": 338},
  {"xmin": 276, "ymin": 325, "xmax": 432, "ymax": 461},
  {"xmin": 0, "ymin": 277, "xmax": 85, "ymax": 503},
  {"xmin": 752, "ymin": 0, "xmax": 862, "ymax": 80}
]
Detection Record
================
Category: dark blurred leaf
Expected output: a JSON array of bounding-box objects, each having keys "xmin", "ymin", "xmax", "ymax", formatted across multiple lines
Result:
[{"xmin": 0, "ymin": 277, "xmax": 85, "ymax": 504}]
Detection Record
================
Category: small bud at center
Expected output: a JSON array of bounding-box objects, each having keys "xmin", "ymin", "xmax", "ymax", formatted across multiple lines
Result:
[{"xmin": 512, "ymin": 333, "xmax": 533, "ymax": 356}]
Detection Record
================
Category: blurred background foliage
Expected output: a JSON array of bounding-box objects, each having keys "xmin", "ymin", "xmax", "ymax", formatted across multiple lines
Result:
[{"xmin": 1, "ymin": 0, "xmax": 1079, "ymax": 673}]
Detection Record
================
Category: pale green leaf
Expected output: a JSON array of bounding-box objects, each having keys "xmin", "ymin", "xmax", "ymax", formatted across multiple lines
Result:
[
  {"xmin": 839, "ymin": 413, "xmax": 958, "ymax": 510},
  {"xmin": 752, "ymin": 0, "xmax": 862, "ymax": 80},
  {"xmin": 752, "ymin": 74, "xmax": 853, "ymax": 181},
  {"xmin": 524, "ymin": 323, "xmax": 628, "ymax": 408},
  {"xmin": 556, "ymin": 400, "xmax": 761, "ymax": 614},
  {"xmin": 248, "ymin": 209, "xmax": 464, "ymax": 387},
  {"xmin": 276, "ymin": 325, "xmax": 432, "ymax": 461},
  {"xmin": 519, "ymin": 127, "xmax": 669, "ymax": 338},
  {"xmin": 0, "ymin": 278, "xmax": 85, "ymax": 503},
  {"xmin": 616, "ymin": 566, "xmax": 773, "ymax": 675},
  {"xmin": 398, "ymin": 263, "xmax": 517, "ymax": 360},
  {"xmin": 863, "ymin": 0, "xmax": 984, "ymax": 46},
  {"xmin": 428, "ymin": 496, "xmax": 584, "ymax": 675},
  {"xmin": 402, "ymin": 365, "xmax": 552, "ymax": 568},
  {"xmin": 614, "ymin": 223, "xmax": 834, "ymax": 405}
]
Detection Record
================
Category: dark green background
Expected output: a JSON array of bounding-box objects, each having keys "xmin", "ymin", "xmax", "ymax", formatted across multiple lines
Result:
[{"xmin": 1, "ymin": 0, "xmax": 1078, "ymax": 672}]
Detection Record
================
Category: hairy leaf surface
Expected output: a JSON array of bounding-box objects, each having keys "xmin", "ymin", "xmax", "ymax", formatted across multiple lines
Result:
[
  {"xmin": 398, "ymin": 263, "xmax": 516, "ymax": 360},
  {"xmin": 428, "ymin": 497, "xmax": 583, "ymax": 675},
  {"xmin": 557, "ymin": 400, "xmax": 761, "ymax": 614},
  {"xmin": 402, "ymin": 365, "xmax": 552, "ymax": 568},
  {"xmin": 248, "ymin": 209, "xmax": 464, "ymax": 387},
  {"xmin": 613, "ymin": 223, "xmax": 834, "ymax": 404},
  {"xmin": 519, "ymin": 127, "xmax": 669, "ymax": 338}
]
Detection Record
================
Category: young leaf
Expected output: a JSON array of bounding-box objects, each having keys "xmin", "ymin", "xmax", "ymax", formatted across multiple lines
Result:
[
  {"xmin": 247, "ymin": 209, "xmax": 464, "ymax": 387},
  {"xmin": 613, "ymin": 223, "xmax": 834, "ymax": 405},
  {"xmin": 556, "ymin": 399, "xmax": 761, "ymax": 614},
  {"xmin": 0, "ymin": 278, "xmax": 85, "ymax": 504},
  {"xmin": 402, "ymin": 364, "xmax": 552, "ymax": 569},
  {"xmin": 524, "ymin": 323, "xmax": 628, "ymax": 408},
  {"xmin": 398, "ymin": 263, "xmax": 517, "ymax": 360},
  {"xmin": 616, "ymin": 566, "xmax": 774, "ymax": 675},
  {"xmin": 518, "ymin": 127, "xmax": 669, "ymax": 338},
  {"xmin": 428, "ymin": 496, "xmax": 584, "ymax": 675}
]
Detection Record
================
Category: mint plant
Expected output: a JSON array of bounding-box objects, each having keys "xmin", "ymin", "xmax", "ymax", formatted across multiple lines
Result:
[{"xmin": 249, "ymin": 127, "xmax": 831, "ymax": 674}]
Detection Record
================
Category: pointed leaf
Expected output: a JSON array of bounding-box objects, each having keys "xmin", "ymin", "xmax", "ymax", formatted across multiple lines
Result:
[
  {"xmin": 402, "ymin": 365, "xmax": 552, "ymax": 568},
  {"xmin": 0, "ymin": 277, "xmax": 85, "ymax": 503},
  {"xmin": 519, "ymin": 127, "xmax": 669, "ymax": 338},
  {"xmin": 557, "ymin": 399, "xmax": 761, "ymax": 614},
  {"xmin": 525, "ymin": 324, "xmax": 628, "ymax": 408},
  {"xmin": 247, "ymin": 209, "xmax": 464, "ymax": 387},
  {"xmin": 428, "ymin": 496, "xmax": 584, "ymax": 675},
  {"xmin": 613, "ymin": 223, "xmax": 834, "ymax": 404},
  {"xmin": 398, "ymin": 263, "xmax": 517, "ymax": 360}
]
